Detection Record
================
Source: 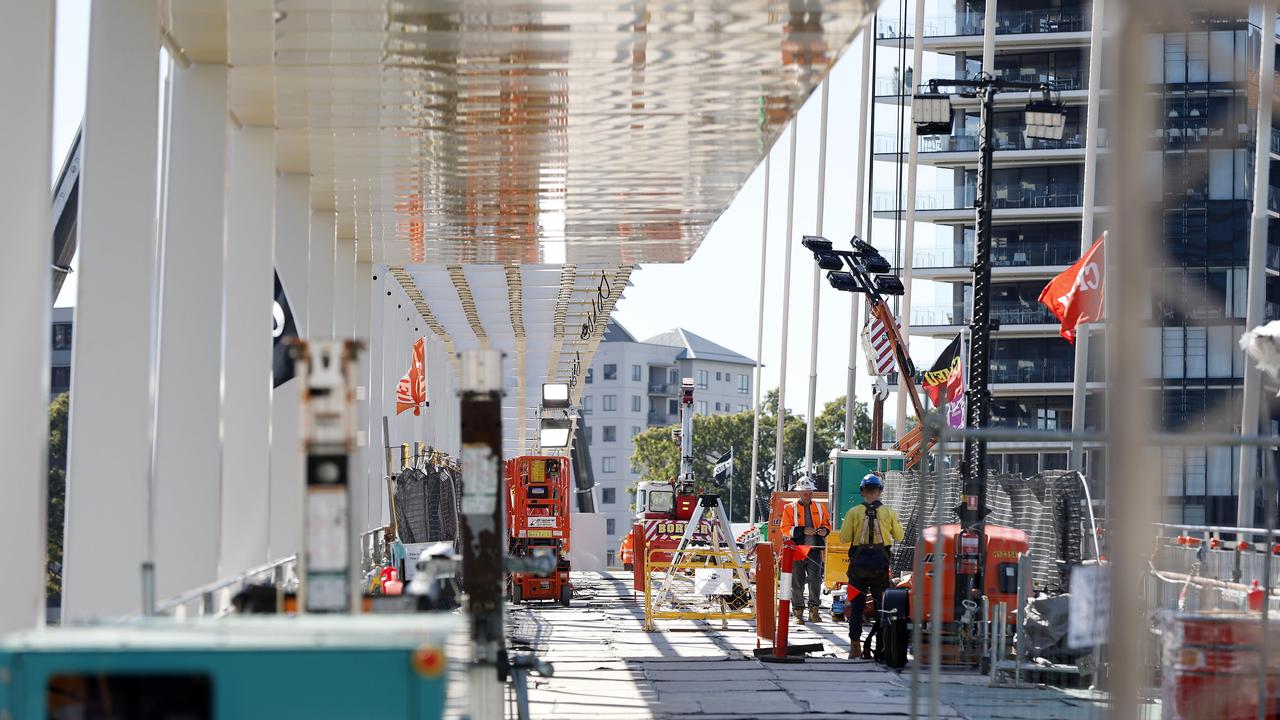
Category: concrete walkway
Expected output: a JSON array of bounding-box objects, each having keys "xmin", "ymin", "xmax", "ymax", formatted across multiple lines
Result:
[{"xmin": 485, "ymin": 572, "xmax": 1121, "ymax": 720}]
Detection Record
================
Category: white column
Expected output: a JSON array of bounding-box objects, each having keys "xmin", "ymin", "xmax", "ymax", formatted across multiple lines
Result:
[
  {"xmin": 749, "ymin": 155, "xmax": 771, "ymax": 525},
  {"xmin": 0, "ymin": 0, "xmax": 54, "ymax": 633},
  {"xmin": 63, "ymin": 0, "xmax": 162, "ymax": 621},
  {"xmin": 366, "ymin": 267, "xmax": 386, "ymax": 530},
  {"xmin": 269, "ymin": 173, "xmax": 310, "ymax": 559},
  {"xmin": 1068, "ymin": 0, "xmax": 1106, "ymax": 471},
  {"xmin": 773, "ymin": 123, "xmax": 799, "ymax": 489},
  {"xmin": 309, "ymin": 210, "xmax": 336, "ymax": 338},
  {"xmin": 1239, "ymin": 1, "xmax": 1276, "ymax": 529},
  {"xmin": 803, "ymin": 79, "xmax": 830, "ymax": 476},
  {"xmin": 895, "ymin": 0, "xmax": 926, "ymax": 438},
  {"xmin": 219, "ymin": 126, "xmax": 275, "ymax": 576},
  {"xmin": 846, "ymin": 18, "xmax": 874, "ymax": 450},
  {"xmin": 335, "ymin": 239, "xmax": 356, "ymax": 339},
  {"xmin": 153, "ymin": 62, "xmax": 229, "ymax": 599},
  {"xmin": 354, "ymin": 260, "xmax": 373, "ymax": 532}
]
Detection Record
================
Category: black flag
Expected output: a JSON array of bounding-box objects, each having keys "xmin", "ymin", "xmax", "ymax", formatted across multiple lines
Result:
[
  {"xmin": 272, "ymin": 271, "xmax": 299, "ymax": 387},
  {"xmin": 713, "ymin": 448, "xmax": 734, "ymax": 487}
]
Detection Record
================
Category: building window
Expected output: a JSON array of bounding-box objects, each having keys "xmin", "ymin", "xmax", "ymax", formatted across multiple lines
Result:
[
  {"xmin": 603, "ymin": 395, "xmax": 617, "ymax": 411},
  {"xmin": 715, "ymin": 371, "xmax": 722, "ymax": 381},
  {"xmin": 585, "ymin": 427, "xmax": 593, "ymax": 445},
  {"xmin": 602, "ymin": 487, "xmax": 617, "ymax": 504},
  {"xmin": 738, "ymin": 404, "xmax": 749, "ymax": 412},
  {"xmin": 698, "ymin": 401, "xmax": 708, "ymax": 415},
  {"xmin": 631, "ymin": 395, "xmax": 641, "ymax": 412},
  {"xmin": 602, "ymin": 457, "xmax": 617, "ymax": 473},
  {"xmin": 714, "ymin": 402, "xmax": 722, "ymax": 412},
  {"xmin": 607, "ymin": 550, "xmax": 617, "ymax": 566},
  {"xmin": 697, "ymin": 370, "xmax": 708, "ymax": 388},
  {"xmin": 632, "ymin": 364, "xmax": 642, "ymax": 381},
  {"xmin": 606, "ymin": 518, "xmax": 617, "ymax": 535},
  {"xmin": 668, "ymin": 399, "xmax": 678, "ymax": 414},
  {"xmin": 739, "ymin": 374, "xmax": 749, "ymax": 394},
  {"xmin": 583, "ymin": 395, "xmax": 593, "ymax": 413},
  {"xmin": 603, "ymin": 426, "xmax": 617, "ymax": 442},
  {"xmin": 668, "ymin": 369, "xmax": 678, "ymax": 383},
  {"xmin": 586, "ymin": 368, "xmax": 593, "ymax": 384},
  {"xmin": 603, "ymin": 364, "xmax": 617, "ymax": 380},
  {"xmin": 51, "ymin": 366, "xmax": 71, "ymax": 393},
  {"xmin": 631, "ymin": 426, "xmax": 641, "ymax": 438},
  {"xmin": 52, "ymin": 323, "xmax": 72, "ymax": 351}
]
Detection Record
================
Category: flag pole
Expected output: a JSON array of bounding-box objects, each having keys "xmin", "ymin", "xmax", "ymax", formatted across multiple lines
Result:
[{"xmin": 1067, "ymin": 0, "xmax": 1105, "ymax": 473}]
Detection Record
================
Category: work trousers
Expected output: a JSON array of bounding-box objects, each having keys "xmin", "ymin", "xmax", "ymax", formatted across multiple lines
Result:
[
  {"xmin": 791, "ymin": 553, "xmax": 824, "ymax": 609},
  {"xmin": 848, "ymin": 566, "xmax": 891, "ymax": 649}
]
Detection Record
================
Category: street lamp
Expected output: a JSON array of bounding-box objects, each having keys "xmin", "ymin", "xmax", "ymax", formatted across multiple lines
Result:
[{"xmin": 911, "ymin": 74, "xmax": 1065, "ymax": 603}]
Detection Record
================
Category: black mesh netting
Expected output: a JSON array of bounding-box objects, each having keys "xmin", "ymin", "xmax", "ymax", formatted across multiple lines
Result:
[
  {"xmin": 394, "ymin": 465, "xmax": 462, "ymax": 545},
  {"xmin": 881, "ymin": 469, "xmax": 1084, "ymax": 593}
]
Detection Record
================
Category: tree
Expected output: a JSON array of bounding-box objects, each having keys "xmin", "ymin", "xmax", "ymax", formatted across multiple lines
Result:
[
  {"xmin": 630, "ymin": 390, "xmax": 881, "ymax": 522},
  {"xmin": 47, "ymin": 392, "xmax": 68, "ymax": 601}
]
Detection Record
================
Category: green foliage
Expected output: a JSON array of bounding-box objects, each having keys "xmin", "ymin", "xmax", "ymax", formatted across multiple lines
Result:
[
  {"xmin": 630, "ymin": 390, "xmax": 883, "ymax": 522},
  {"xmin": 47, "ymin": 392, "xmax": 68, "ymax": 601}
]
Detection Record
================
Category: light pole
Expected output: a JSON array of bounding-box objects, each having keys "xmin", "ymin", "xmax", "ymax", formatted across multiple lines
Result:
[{"xmin": 912, "ymin": 75, "xmax": 1065, "ymax": 594}]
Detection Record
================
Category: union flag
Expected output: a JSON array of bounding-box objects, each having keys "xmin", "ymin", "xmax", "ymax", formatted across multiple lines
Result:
[
  {"xmin": 395, "ymin": 337, "xmax": 427, "ymax": 415},
  {"xmin": 1038, "ymin": 233, "xmax": 1105, "ymax": 343}
]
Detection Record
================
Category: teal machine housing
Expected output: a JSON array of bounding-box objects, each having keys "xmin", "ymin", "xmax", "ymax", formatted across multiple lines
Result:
[
  {"xmin": 828, "ymin": 448, "xmax": 905, "ymax": 523},
  {"xmin": 0, "ymin": 616, "xmax": 453, "ymax": 719}
]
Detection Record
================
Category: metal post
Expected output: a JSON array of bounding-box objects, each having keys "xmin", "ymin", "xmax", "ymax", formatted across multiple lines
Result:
[
  {"xmin": 962, "ymin": 84, "xmax": 997, "ymax": 540},
  {"xmin": 749, "ymin": 155, "xmax": 770, "ymax": 525},
  {"xmin": 1239, "ymin": 0, "xmax": 1276, "ymax": 530},
  {"xmin": 895, "ymin": 0, "xmax": 927, "ymax": 439},
  {"xmin": 982, "ymin": 0, "xmax": 997, "ymax": 73},
  {"xmin": 0, "ymin": 0, "xmax": 53, "ymax": 633},
  {"xmin": 1258, "ymin": 449, "xmax": 1276, "ymax": 720},
  {"xmin": 459, "ymin": 349, "xmax": 505, "ymax": 720},
  {"xmin": 1069, "ymin": 0, "xmax": 1106, "ymax": 472},
  {"xmin": 804, "ymin": 79, "xmax": 831, "ymax": 476},
  {"xmin": 774, "ymin": 123, "xmax": 799, "ymax": 490},
  {"xmin": 929, "ymin": 427, "xmax": 947, "ymax": 719},
  {"xmin": 847, "ymin": 16, "xmax": 874, "ymax": 450}
]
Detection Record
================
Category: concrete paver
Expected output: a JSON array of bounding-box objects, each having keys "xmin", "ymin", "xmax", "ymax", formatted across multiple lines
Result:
[{"xmin": 441, "ymin": 571, "xmax": 1127, "ymax": 719}]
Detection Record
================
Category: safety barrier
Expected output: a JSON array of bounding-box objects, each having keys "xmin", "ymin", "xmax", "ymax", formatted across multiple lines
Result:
[{"xmin": 642, "ymin": 548, "xmax": 754, "ymax": 631}]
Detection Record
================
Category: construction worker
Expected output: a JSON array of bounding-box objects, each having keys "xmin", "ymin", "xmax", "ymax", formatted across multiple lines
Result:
[
  {"xmin": 779, "ymin": 476, "xmax": 830, "ymax": 624},
  {"xmin": 839, "ymin": 473, "xmax": 904, "ymax": 659}
]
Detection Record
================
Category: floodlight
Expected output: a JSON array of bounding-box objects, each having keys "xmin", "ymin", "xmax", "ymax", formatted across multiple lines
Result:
[
  {"xmin": 801, "ymin": 235, "xmax": 833, "ymax": 252},
  {"xmin": 541, "ymin": 382, "xmax": 571, "ymax": 409},
  {"xmin": 539, "ymin": 417, "xmax": 572, "ymax": 448},
  {"xmin": 862, "ymin": 254, "xmax": 892, "ymax": 274},
  {"xmin": 1024, "ymin": 99, "xmax": 1067, "ymax": 141},
  {"xmin": 814, "ymin": 251, "xmax": 844, "ymax": 271},
  {"xmin": 911, "ymin": 91, "xmax": 954, "ymax": 136},
  {"xmin": 873, "ymin": 275, "xmax": 907, "ymax": 296},
  {"xmin": 826, "ymin": 271, "xmax": 861, "ymax": 293}
]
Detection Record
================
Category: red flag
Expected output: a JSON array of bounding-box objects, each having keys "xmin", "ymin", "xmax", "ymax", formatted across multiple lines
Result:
[
  {"xmin": 1038, "ymin": 233, "xmax": 1105, "ymax": 343},
  {"xmin": 395, "ymin": 338, "xmax": 427, "ymax": 415}
]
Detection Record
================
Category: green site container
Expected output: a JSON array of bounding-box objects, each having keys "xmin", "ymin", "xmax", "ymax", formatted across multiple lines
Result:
[{"xmin": 827, "ymin": 448, "xmax": 906, "ymax": 527}]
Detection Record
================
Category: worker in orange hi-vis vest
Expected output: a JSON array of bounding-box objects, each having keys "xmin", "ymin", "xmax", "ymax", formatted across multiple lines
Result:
[
  {"xmin": 618, "ymin": 529, "xmax": 634, "ymax": 570},
  {"xmin": 778, "ymin": 476, "xmax": 831, "ymax": 624}
]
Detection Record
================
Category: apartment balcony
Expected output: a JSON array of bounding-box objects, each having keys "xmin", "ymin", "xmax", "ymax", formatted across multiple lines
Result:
[
  {"xmin": 873, "ymin": 188, "xmax": 1084, "ymax": 224},
  {"xmin": 875, "ymin": 7, "xmax": 1090, "ymax": 54},
  {"xmin": 914, "ymin": 239, "xmax": 1080, "ymax": 270},
  {"xmin": 991, "ymin": 358, "xmax": 1074, "ymax": 384},
  {"xmin": 873, "ymin": 129, "xmax": 1101, "ymax": 170},
  {"xmin": 910, "ymin": 300, "xmax": 1057, "ymax": 335},
  {"xmin": 647, "ymin": 382, "xmax": 678, "ymax": 396},
  {"xmin": 647, "ymin": 411, "xmax": 675, "ymax": 426}
]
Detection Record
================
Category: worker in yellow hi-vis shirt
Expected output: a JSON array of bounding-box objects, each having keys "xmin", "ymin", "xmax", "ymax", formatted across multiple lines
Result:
[{"xmin": 838, "ymin": 473, "xmax": 904, "ymax": 659}]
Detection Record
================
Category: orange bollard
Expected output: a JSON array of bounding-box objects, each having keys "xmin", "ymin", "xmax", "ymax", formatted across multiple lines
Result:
[
  {"xmin": 773, "ymin": 542, "xmax": 797, "ymax": 658},
  {"xmin": 755, "ymin": 543, "xmax": 775, "ymax": 644},
  {"xmin": 632, "ymin": 523, "xmax": 647, "ymax": 593}
]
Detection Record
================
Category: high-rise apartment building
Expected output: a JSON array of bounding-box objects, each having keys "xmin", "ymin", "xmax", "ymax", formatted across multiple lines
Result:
[
  {"xmin": 874, "ymin": 2, "xmax": 1278, "ymax": 524},
  {"xmin": 580, "ymin": 322, "xmax": 754, "ymax": 566}
]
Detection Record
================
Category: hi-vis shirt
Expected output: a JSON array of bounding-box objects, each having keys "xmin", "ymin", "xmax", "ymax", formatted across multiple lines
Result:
[{"xmin": 838, "ymin": 503, "xmax": 905, "ymax": 547}]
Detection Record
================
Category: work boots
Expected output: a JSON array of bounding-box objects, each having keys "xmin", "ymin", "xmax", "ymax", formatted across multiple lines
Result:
[
  {"xmin": 808, "ymin": 607, "xmax": 822, "ymax": 624},
  {"xmin": 793, "ymin": 607, "xmax": 805, "ymax": 624}
]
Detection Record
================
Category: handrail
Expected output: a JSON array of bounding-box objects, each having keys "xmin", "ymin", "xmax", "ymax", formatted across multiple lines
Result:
[{"xmin": 154, "ymin": 554, "xmax": 295, "ymax": 614}]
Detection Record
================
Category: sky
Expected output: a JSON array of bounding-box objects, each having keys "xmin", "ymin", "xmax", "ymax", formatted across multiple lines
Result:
[{"xmin": 50, "ymin": 2, "xmax": 954, "ymax": 428}]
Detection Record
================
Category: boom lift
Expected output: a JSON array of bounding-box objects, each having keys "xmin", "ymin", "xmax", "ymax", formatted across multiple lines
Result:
[{"xmin": 505, "ymin": 455, "xmax": 573, "ymax": 606}]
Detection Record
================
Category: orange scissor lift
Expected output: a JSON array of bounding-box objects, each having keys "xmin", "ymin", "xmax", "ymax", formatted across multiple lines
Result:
[{"xmin": 505, "ymin": 455, "xmax": 573, "ymax": 607}]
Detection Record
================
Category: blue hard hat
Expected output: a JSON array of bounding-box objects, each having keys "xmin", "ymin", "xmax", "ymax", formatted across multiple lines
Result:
[{"xmin": 860, "ymin": 473, "xmax": 884, "ymax": 489}]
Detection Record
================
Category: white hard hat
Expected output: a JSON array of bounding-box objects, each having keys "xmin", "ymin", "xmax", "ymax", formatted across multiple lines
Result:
[{"xmin": 795, "ymin": 477, "xmax": 817, "ymax": 492}]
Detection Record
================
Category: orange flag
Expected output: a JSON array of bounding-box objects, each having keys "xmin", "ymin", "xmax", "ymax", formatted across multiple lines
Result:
[
  {"xmin": 1038, "ymin": 232, "xmax": 1105, "ymax": 343},
  {"xmin": 395, "ymin": 338, "xmax": 427, "ymax": 415}
]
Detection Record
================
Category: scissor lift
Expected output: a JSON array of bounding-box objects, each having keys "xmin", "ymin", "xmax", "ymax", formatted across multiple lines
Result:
[{"xmin": 505, "ymin": 455, "xmax": 573, "ymax": 606}]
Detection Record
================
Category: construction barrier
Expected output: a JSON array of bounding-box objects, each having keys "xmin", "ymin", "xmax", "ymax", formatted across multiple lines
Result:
[
  {"xmin": 642, "ymin": 548, "xmax": 754, "ymax": 632},
  {"xmin": 755, "ymin": 542, "xmax": 775, "ymax": 643}
]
